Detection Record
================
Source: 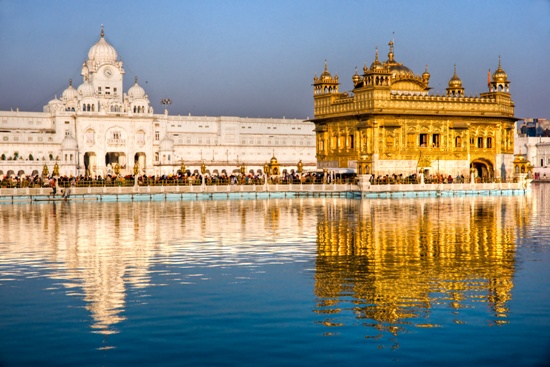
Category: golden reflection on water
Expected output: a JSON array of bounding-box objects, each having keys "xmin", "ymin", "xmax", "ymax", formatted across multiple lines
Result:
[
  {"xmin": 0, "ymin": 193, "xmax": 533, "ymax": 341},
  {"xmin": 314, "ymin": 194, "xmax": 533, "ymax": 343}
]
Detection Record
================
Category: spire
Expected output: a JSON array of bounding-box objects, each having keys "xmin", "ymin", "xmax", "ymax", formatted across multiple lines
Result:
[
  {"xmin": 388, "ymin": 39, "xmax": 394, "ymax": 62},
  {"xmin": 101, "ymin": 24, "xmax": 104, "ymax": 38},
  {"xmin": 134, "ymin": 76, "xmax": 138, "ymax": 84}
]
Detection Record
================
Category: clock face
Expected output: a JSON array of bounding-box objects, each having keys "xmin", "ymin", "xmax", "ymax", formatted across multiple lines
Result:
[{"xmin": 104, "ymin": 68, "xmax": 113, "ymax": 78}]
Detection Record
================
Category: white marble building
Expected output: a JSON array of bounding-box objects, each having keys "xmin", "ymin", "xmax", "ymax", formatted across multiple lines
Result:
[{"xmin": 0, "ymin": 28, "xmax": 316, "ymax": 179}]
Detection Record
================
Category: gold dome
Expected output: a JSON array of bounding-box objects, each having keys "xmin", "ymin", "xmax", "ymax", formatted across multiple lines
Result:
[
  {"xmin": 352, "ymin": 67, "xmax": 360, "ymax": 85},
  {"xmin": 320, "ymin": 60, "xmax": 332, "ymax": 81},
  {"xmin": 492, "ymin": 57, "xmax": 508, "ymax": 83},
  {"xmin": 448, "ymin": 65, "xmax": 463, "ymax": 88},
  {"xmin": 384, "ymin": 40, "xmax": 414, "ymax": 77},
  {"xmin": 270, "ymin": 155, "xmax": 278, "ymax": 164},
  {"xmin": 422, "ymin": 64, "xmax": 430, "ymax": 84},
  {"xmin": 369, "ymin": 48, "xmax": 384, "ymax": 71}
]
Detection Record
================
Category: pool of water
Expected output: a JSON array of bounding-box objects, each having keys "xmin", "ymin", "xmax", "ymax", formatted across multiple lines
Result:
[{"xmin": 1, "ymin": 186, "xmax": 549, "ymax": 366}]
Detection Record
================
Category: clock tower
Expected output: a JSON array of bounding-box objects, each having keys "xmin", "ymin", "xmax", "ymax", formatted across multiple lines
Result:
[{"xmin": 81, "ymin": 26, "xmax": 125, "ymax": 105}]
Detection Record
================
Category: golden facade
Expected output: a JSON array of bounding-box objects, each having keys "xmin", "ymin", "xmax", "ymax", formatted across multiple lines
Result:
[{"xmin": 311, "ymin": 41, "xmax": 517, "ymax": 180}]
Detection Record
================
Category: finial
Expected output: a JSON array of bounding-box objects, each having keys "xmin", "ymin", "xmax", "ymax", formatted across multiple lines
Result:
[
  {"xmin": 425, "ymin": 64, "xmax": 429, "ymax": 72},
  {"xmin": 101, "ymin": 24, "xmax": 104, "ymax": 38},
  {"xmin": 134, "ymin": 76, "xmax": 138, "ymax": 84},
  {"xmin": 453, "ymin": 64, "xmax": 457, "ymax": 76},
  {"xmin": 375, "ymin": 47, "xmax": 379, "ymax": 61},
  {"xmin": 69, "ymin": 79, "xmax": 72, "ymax": 86},
  {"xmin": 498, "ymin": 55, "xmax": 502, "ymax": 68},
  {"xmin": 324, "ymin": 59, "xmax": 328, "ymax": 71},
  {"xmin": 388, "ymin": 36, "xmax": 394, "ymax": 62}
]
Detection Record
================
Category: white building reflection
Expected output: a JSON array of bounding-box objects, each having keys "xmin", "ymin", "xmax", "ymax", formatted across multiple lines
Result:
[{"xmin": 0, "ymin": 198, "xmax": 319, "ymax": 334}]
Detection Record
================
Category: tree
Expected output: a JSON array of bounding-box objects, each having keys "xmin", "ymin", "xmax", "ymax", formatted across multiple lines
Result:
[
  {"xmin": 1, "ymin": 153, "xmax": 5, "ymax": 160},
  {"xmin": 29, "ymin": 154, "xmax": 34, "ymax": 161}
]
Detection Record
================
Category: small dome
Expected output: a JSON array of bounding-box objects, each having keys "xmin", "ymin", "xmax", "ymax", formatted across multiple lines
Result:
[
  {"xmin": 448, "ymin": 65, "xmax": 463, "ymax": 88},
  {"xmin": 352, "ymin": 68, "xmax": 360, "ymax": 85},
  {"xmin": 270, "ymin": 156, "xmax": 278, "ymax": 164},
  {"xmin": 369, "ymin": 48, "xmax": 384, "ymax": 71},
  {"xmin": 48, "ymin": 97, "xmax": 63, "ymax": 106},
  {"xmin": 77, "ymin": 79, "xmax": 95, "ymax": 97},
  {"xmin": 159, "ymin": 135, "xmax": 174, "ymax": 151},
  {"xmin": 422, "ymin": 65, "xmax": 430, "ymax": 81},
  {"xmin": 492, "ymin": 58, "xmax": 508, "ymax": 83},
  {"xmin": 320, "ymin": 60, "xmax": 332, "ymax": 81},
  {"xmin": 128, "ymin": 77, "xmax": 146, "ymax": 99},
  {"xmin": 62, "ymin": 80, "xmax": 78, "ymax": 100},
  {"xmin": 88, "ymin": 27, "xmax": 118, "ymax": 64},
  {"xmin": 61, "ymin": 135, "xmax": 78, "ymax": 150}
]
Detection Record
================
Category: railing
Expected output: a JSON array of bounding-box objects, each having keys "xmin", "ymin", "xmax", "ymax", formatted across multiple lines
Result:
[{"xmin": 0, "ymin": 175, "xmax": 523, "ymax": 189}]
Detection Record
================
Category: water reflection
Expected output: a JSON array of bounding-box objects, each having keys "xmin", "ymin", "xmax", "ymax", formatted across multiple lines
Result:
[
  {"xmin": 0, "ymin": 193, "xmax": 533, "ymax": 344},
  {"xmin": 314, "ymin": 194, "xmax": 532, "ymax": 346},
  {"xmin": 0, "ymin": 199, "xmax": 319, "ymax": 335}
]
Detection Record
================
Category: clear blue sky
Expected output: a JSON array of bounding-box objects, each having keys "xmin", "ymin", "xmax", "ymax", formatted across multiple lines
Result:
[{"xmin": 1, "ymin": 0, "xmax": 549, "ymax": 119}]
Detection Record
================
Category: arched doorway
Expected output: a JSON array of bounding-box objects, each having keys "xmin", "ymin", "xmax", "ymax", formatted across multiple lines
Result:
[
  {"xmin": 471, "ymin": 159, "xmax": 494, "ymax": 182},
  {"xmin": 134, "ymin": 152, "xmax": 146, "ymax": 173},
  {"xmin": 106, "ymin": 152, "xmax": 126, "ymax": 168}
]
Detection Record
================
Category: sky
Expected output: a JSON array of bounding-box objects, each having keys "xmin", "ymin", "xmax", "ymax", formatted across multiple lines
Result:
[{"xmin": 0, "ymin": 0, "xmax": 549, "ymax": 120}]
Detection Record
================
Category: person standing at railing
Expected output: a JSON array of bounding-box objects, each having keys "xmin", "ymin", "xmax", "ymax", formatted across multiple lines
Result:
[{"xmin": 50, "ymin": 178, "xmax": 57, "ymax": 197}]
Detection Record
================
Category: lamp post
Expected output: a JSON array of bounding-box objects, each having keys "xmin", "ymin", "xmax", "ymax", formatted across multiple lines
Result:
[
  {"xmin": 161, "ymin": 98, "xmax": 172, "ymax": 114},
  {"xmin": 53, "ymin": 162, "xmax": 60, "ymax": 178},
  {"xmin": 264, "ymin": 163, "xmax": 270, "ymax": 185}
]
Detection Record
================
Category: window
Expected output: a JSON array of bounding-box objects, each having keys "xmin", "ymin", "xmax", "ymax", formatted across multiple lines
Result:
[
  {"xmin": 420, "ymin": 134, "xmax": 428, "ymax": 147},
  {"xmin": 478, "ymin": 137, "xmax": 484, "ymax": 148},
  {"xmin": 455, "ymin": 136, "xmax": 461, "ymax": 147},
  {"xmin": 349, "ymin": 135, "xmax": 354, "ymax": 148},
  {"xmin": 432, "ymin": 134, "xmax": 440, "ymax": 147},
  {"xmin": 155, "ymin": 131, "xmax": 160, "ymax": 141},
  {"xmin": 487, "ymin": 137, "xmax": 492, "ymax": 148}
]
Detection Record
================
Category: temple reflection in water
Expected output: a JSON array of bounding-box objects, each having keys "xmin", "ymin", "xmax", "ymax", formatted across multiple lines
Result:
[
  {"xmin": 0, "ymin": 194, "xmax": 532, "ymax": 340},
  {"xmin": 314, "ymin": 195, "xmax": 532, "ymax": 342}
]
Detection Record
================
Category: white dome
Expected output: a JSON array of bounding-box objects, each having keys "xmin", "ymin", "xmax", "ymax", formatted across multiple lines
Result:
[
  {"xmin": 77, "ymin": 80, "xmax": 95, "ymax": 97},
  {"xmin": 159, "ymin": 135, "xmax": 174, "ymax": 151},
  {"xmin": 62, "ymin": 135, "xmax": 78, "ymax": 150},
  {"xmin": 88, "ymin": 33, "xmax": 118, "ymax": 64},
  {"xmin": 48, "ymin": 97, "xmax": 63, "ymax": 106},
  {"xmin": 128, "ymin": 77, "xmax": 146, "ymax": 99},
  {"xmin": 62, "ymin": 81, "xmax": 78, "ymax": 100}
]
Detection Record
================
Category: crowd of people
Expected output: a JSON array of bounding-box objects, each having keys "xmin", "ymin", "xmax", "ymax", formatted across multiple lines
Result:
[{"xmin": 1, "ymin": 170, "xmax": 507, "ymax": 190}]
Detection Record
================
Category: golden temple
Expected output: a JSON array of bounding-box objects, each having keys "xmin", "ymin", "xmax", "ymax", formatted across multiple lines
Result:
[{"xmin": 311, "ymin": 40, "xmax": 516, "ymax": 181}]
